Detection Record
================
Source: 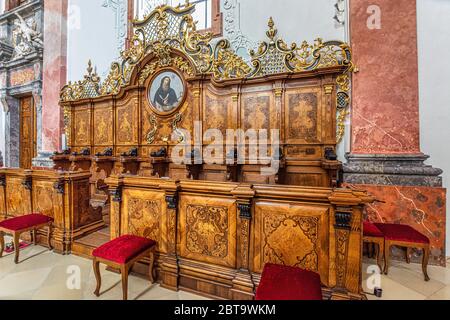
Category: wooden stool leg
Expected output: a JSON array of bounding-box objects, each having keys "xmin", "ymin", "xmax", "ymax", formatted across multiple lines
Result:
[
  {"xmin": 405, "ymin": 247, "xmax": 411, "ymax": 264},
  {"xmin": 33, "ymin": 229, "xmax": 37, "ymax": 245},
  {"xmin": 380, "ymin": 240, "xmax": 386, "ymax": 273},
  {"xmin": 121, "ymin": 265, "xmax": 129, "ymax": 301},
  {"xmin": 149, "ymin": 248, "xmax": 155, "ymax": 283},
  {"xmin": 93, "ymin": 259, "xmax": 101, "ymax": 297},
  {"xmin": 13, "ymin": 232, "xmax": 20, "ymax": 264},
  {"xmin": 0, "ymin": 231, "xmax": 4, "ymax": 258},
  {"xmin": 422, "ymin": 246, "xmax": 430, "ymax": 282},
  {"xmin": 47, "ymin": 223, "xmax": 53, "ymax": 250},
  {"xmin": 384, "ymin": 242, "xmax": 390, "ymax": 275},
  {"xmin": 375, "ymin": 242, "xmax": 382, "ymax": 271}
]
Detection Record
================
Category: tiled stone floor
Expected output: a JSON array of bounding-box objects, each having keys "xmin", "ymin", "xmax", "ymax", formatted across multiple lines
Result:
[
  {"xmin": 0, "ymin": 244, "xmax": 207, "ymax": 300},
  {"xmin": 1, "ymin": 243, "xmax": 449, "ymax": 300}
]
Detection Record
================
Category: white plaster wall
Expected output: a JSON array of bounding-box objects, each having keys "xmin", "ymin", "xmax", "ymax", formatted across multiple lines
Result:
[
  {"xmin": 417, "ymin": 0, "xmax": 450, "ymax": 256},
  {"xmin": 67, "ymin": 0, "xmax": 120, "ymax": 82},
  {"xmin": 237, "ymin": 0, "xmax": 345, "ymax": 44},
  {"xmin": 0, "ymin": 0, "xmax": 4, "ymax": 15}
]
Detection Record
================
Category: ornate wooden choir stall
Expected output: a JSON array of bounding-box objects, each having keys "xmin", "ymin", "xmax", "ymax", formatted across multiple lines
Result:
[{"xmin": 0, "ymin": 4, "xmax": 374, "ymax": 300}]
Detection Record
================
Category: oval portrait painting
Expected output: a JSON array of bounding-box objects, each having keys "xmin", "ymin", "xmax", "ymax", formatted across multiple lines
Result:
[{"xmin": 148, "ymin": 70, "xmax": 185, "ymax": 114}]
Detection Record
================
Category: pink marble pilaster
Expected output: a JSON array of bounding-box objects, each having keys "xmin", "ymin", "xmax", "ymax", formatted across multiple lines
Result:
[
  {"xmin": 42, "ymin": 0, "xmax": 68, "ymax": 153},
  {"xmin": 350, "ymin": 0, "xmax": 420, "ymax": 154}
]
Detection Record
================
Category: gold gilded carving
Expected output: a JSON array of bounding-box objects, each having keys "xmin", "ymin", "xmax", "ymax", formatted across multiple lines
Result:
[
  {"xmin": 263, "ymin": 213, "xmax": 319, "ymax": 271},
  {"xmin": 10, "ymin": 67, "xmax": 35, "ymax": 86},
  {"xmin": 212, "ymin": 39, "xmax": 252, "ymax": 81},
  {"xmin": 61, "ymin": 60, "xmax": 101, "ymax": 101},
  {"xmin": 63, "ymin": 106, "xmax": 71, "ymax": 145},
  {"xmin": 139, "ymin": 62, "xmax": 158, "ymax": 85},
  {"xmin": 127, "ymin": 198, "xmax": 161, "ymax": 241},
  {"xmin": 186, "ymin": 204, "xmax": 229, "ymax": 258},
  {"xmin": 336, "ymin": 73, "xmax": 351, "ymax": 144},
  {"xmin": 60, "ymin": 5, "xmax": 353, "ymax": 102},
  {"xmin": 146, "ymin": 114, "xmax": 158, "ymax": 144},
  {"xmin": 172, "ymin": 113, "xmax": 185, "ymax": 143}
]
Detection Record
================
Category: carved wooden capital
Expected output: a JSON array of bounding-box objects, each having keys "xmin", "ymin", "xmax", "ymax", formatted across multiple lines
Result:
[
  {"xmin": 53, "ymin": 180, "xmax": 65, "ymax": 194},
  {"xmin": 110, "ymin": 187, "xmax": 123, "ymax": 202},
  {"xmin": 238, "ymin": 203, "xmax": 252, "ymax": 220},
  {"xmin": 334, "ymin": 207, "xmax": 352, "ymax": 230},
  {"xmin": 324, "ymin": 84, "xmax": 334, "ymax": 95},
  {"xmin": 166, "ymin": 195, "xmax": 178, "ymax": 209},
  {"xmin": 22, "ymin": 177, "xmax": 32, "ymax": 190}
]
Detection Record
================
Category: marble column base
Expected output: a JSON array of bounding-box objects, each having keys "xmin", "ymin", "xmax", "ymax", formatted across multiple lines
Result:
[
  {"xmin": 32, "ymin": 152, "xmax": 54, "ymax": 168},
  {"xmin": 343, "ymin": 154, "xmax": 443, "ymax": 187}
]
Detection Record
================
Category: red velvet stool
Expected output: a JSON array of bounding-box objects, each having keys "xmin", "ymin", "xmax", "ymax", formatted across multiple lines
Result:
[
  {"xmin": 374, "ymin": 223, "xmax": 430, "ymax": 281},
  {"xmin": 255, "ymin": 263, "xmax": 323, "ymax": 300},
  {"xmin": 363, "ymin": 222, "xmax": 385, "ymax": 271},
  {"xmin": 0, "ymin": 214, "xmax": 53, "ymax": 264},
  {"xmin": 92, "ymin": 235, "xmax": 157, "ymax": 300}
]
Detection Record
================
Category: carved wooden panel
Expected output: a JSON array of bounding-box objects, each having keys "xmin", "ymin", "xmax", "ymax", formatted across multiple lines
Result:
[
  {"xmin": 203, "ymin": 89, "xmax": 233, "ymax": 135},
  {"xmin": 253, "ymin": 201, "xmax": 330, "ymax": 286},
  {"xmin": 72, "ymin": 180, "xmax": 95, "ymax": 228},
  {"xmin": 93, "ymin": 103, "xmax": 114, "ymax": 146},
  {"xmin": 121, "ymin": 188, "xmax": 167, "ymax": 253},
  {"xmin": 5, "ymin": 176, "xmax": 31, "ymax": 217},
  {"xmin": 285, "ymin": 87, "xmax": 322, "ymax": 144},
  {"xmin": 32, "ymin": 181, "xmax": 56, "ymax": 219},
  {"xmin": 19, "ymin": 96, "xmax": 35, "ymax": 169},
  {"xmin": 116, "ymin": 93, "xmax": 139, "ymax": 145},
  {"xmin": 73, "ymin": 105, "xmax": 92, "ymax": 146},
  {"xmin": 242, "ymin": 93, "xmax": 272, "ymax": 132},
  {"xmin": 179, "ymin": 194, "xmax": 237, "ymax": 268}
]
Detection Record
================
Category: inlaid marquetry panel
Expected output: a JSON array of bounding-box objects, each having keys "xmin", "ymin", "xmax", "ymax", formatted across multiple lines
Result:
[
  {"xmin": 94, "ymin": 103, "xmax": 113, "ymax": 145},
  {"xmin": 121, "ymin": 188, "xmax": 167, "ymax": 253},
  {"xmin": 116, "ymin": 93, "xmax": 139, "ymax": 145},
  {"xmin": 285, "ymin": 87, "xmax": 322, "ymax": 144},
  {"xmin": 253, "ymin": 201, "xmax": 330, "ymax": 285},
  {"xmin": 73, "ymin": 105, "xmax": 91, "ymax": 146},
  {"xmin": 203, "ymin": 90, "xmax": 233, "ymax": 135},
  {"xmin": 5, "ymin": 176, "xmax": 31, "ymax": 216},
  {"xmin": 72, "ymin": 180, "xmax": 95, "ymax": 228},
  {"xmin": 32, "ymin": 182, "xmax": 56, "ymax": 219},
  {"xmin": 179, "ymin": 194, "xmax": 237, "ymax": 268},
  {"xmin": 242, "ymin": 93, "xmax": 272, "ymax": 131}
]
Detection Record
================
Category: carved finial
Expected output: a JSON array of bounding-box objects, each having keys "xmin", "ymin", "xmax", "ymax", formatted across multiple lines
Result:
[
  {"xmin": 266, "ymin": 17, "xmax": 277, "ymax": 42},
  {"xmin": 87, "ymin": 60, "xmax": 93, "ymax": 75}
]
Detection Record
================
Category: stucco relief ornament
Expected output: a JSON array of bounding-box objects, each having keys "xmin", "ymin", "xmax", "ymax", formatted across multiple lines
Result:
[{"xmin": 12, "ymin": 13, "xmax": 43, "ymax": 59}]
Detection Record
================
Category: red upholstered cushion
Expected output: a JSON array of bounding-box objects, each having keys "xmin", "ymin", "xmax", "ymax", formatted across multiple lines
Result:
[
  {"xmin": 0, "ymin": 214, "xmax": 53, "ymax": 231},
  {"xmin": 363, "ymin": 222, "xmax": 384, "ymax": 238},
  {"xmin": 92, "ymin": 235, "xmax": 156, "ymax": 264},
  {"xmin": 374, "ymin": 223, "xmax": 429, "ymax": 244},
  {"xmin": 255, "ymin": 263, "xmax": 323, "ymax": 301}
]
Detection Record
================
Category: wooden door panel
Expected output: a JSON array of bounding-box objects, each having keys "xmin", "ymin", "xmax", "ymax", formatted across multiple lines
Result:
[{"xmin": 19, "ymin": 97, "xmax": 35, "ymax": 169}]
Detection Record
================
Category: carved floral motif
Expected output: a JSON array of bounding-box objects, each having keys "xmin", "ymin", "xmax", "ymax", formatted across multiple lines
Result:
[
  {"xmin": 263, "ymin": 213, "xmax": 319, "ymax": 271},
  {"xmin": 186, "ymin": 205, "xmax": 229, "ymax": 258}
]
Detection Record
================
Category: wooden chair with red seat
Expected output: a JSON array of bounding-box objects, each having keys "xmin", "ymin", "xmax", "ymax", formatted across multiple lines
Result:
[
  {"xmin": 363, "ymin": 221, "xmax": 385, "ymax": 271},
  {"xmin": 92, "ymin": 235, "xmax": 157, "ymax": 300},
  {"xmin": 255, "ymin": 263, "xmax": 323, "ymax": 300},
  {"xmin": 0, "ymin": 214, "xmax": 53, "ymax": 264},
  {"xmin": 374, "ymin": 223, "xmax": 430, "ymax": 281}
]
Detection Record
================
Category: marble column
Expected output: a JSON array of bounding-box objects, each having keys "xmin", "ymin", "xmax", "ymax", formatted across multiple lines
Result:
[
  {"xmin": 345, "ymin": 0, "xmax": 446, "ymax": 266},
  {"xmin": 33, "ymin": 0, "xmax": 68, "ymax": 167}
]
